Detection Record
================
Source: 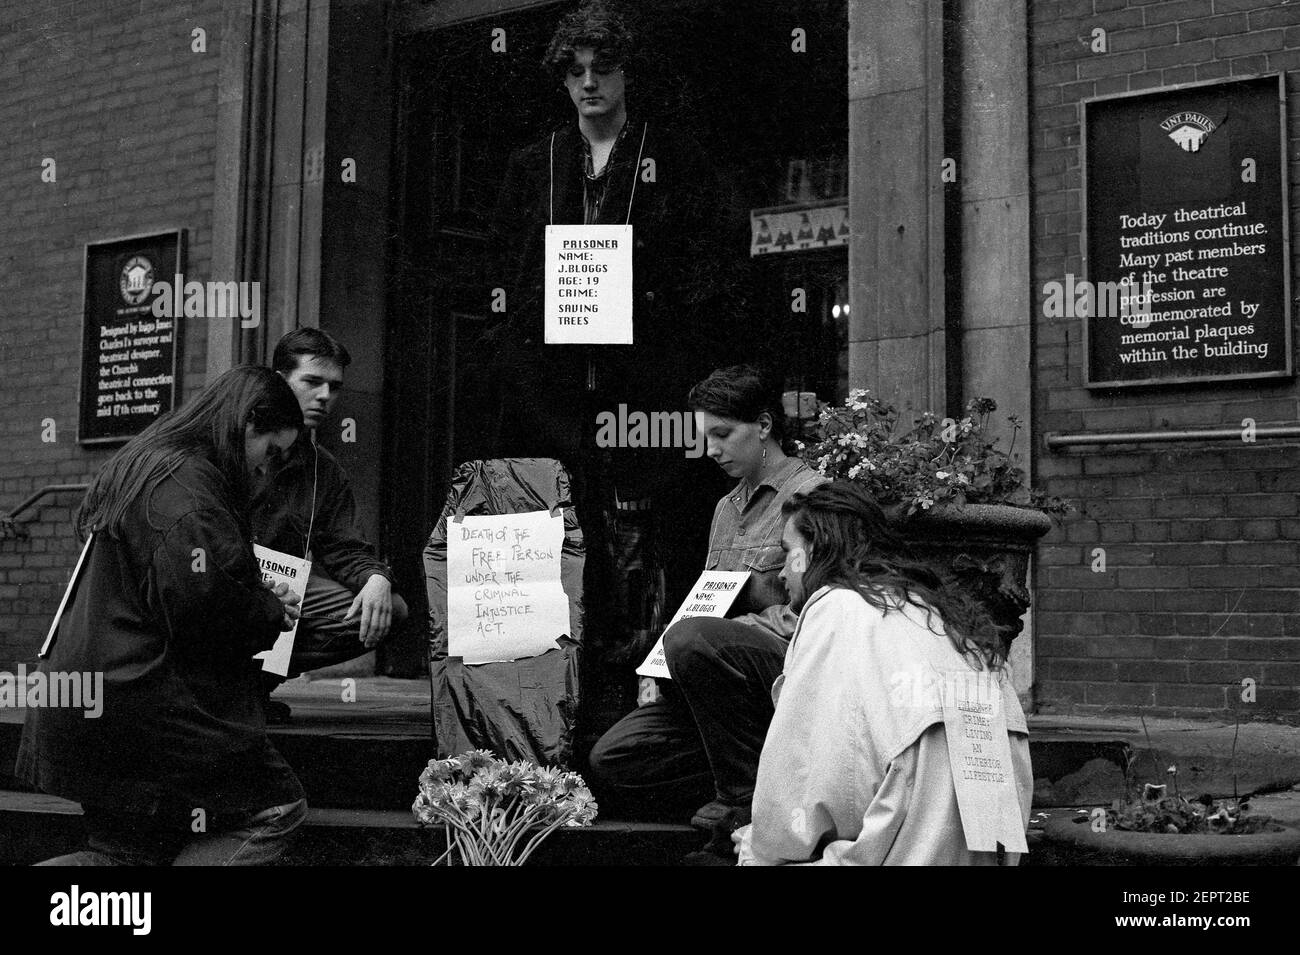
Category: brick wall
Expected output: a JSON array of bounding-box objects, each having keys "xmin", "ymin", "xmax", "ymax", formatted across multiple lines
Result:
[
  {"xmin": 1031, "ymin": 0, "xmax": 1300, "ymax": 719},
  {"xmin": 0, "ymin": 0, "xmax": 222, "ymax": 669}
]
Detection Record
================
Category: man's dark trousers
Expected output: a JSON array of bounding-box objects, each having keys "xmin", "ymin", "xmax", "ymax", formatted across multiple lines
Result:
[
  {"xmin": 587, "ymin": 616, "xmax": 787, "ymax": 820},
  {"xmin": 284, "ymin": 571, "xmax": 409, "ymax": 677}
]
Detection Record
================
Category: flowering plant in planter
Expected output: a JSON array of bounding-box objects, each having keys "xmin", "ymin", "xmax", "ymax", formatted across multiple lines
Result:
[
  {"xmin": 798, "ymin": 390, "xmax": 1067, "ymax": 517},
  {"xmin": 412, "ymin": 750, "xmax": 598, "ymax": 866}
]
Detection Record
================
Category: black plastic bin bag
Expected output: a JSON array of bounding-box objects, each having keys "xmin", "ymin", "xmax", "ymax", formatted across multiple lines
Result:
[{"xmin": 424, "ymin": 458, "xmax": 584, "ymax": 767}]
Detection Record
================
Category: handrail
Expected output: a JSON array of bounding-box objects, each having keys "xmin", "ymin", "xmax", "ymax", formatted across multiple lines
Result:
[
  {"xmin": 1045, "ymin": 425, "xmax": 1300, "ymax": 450},
  {"xmin": 5, "ymin": 483, "xmax": 89, "ymax": 521}
]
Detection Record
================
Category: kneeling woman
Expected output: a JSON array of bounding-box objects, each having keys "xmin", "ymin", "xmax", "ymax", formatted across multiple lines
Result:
[
  {"xmin": 737, "ymin": 482, "xmax": 1033, "ymax": 865},
  {"xmin": 18, "ymin": 366, "xmax": 309, "ymax": 865},
  {"xmin": 589, "ymin": 365, "xmax": 824, "ymax": 847}
]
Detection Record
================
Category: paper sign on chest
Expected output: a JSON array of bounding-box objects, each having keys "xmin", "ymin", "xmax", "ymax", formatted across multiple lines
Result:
[
  {"xmin": 446, "ymin": 510, "xmax": 571, "ymax": 665},
  {"xmin": 636, "ymin": 570, "xmax": 751, "ymax": 679},
  {"xmin": 253, "ymin": 544, "xmax": 310, "ymax": 677},
  {"xmin": 544, "ymin": 224, "xmax": 634, "ymax": 344}
]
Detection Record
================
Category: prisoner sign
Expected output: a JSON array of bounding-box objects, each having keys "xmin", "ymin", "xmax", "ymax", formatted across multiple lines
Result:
[
  {"xmin": 77, "ymin": 231, "xmax": 183, "ymax": 443},
  {"xmin": 447, "ymin": 510, "xmax": 571, "ymax": 665},
  {"xmin": 1083, "ymin": 75, "xmax": 1291, "ymax": 387},
  {"xmin": 544, "ymin": 224, "xmax": 634, "ymax": 344},
  {"xmin": 636, "ymin": 570, "xmax": 750, "ymax": 679},
  {"xmin": 252, "ymin": 544, "xmax": 309, "ymax": 677}
]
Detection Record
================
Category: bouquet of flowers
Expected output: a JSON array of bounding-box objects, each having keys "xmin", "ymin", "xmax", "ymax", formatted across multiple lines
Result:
[
  {"xmin": 798, "ymin": 390, "xmax": 1068, "ymax": 517},
  {"xmin": 412, "ymin": 749, "xmax": 598, "ymax": 866}
]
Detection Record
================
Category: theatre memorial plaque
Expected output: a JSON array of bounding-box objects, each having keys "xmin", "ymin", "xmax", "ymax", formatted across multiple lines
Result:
[
  {"xmin": 77, "ymin": 231, "xmax": 183, "ymax": 443},
  {"xmin": 1083, "ymin": 75, "xmax": 1291, "ymax": 388}
]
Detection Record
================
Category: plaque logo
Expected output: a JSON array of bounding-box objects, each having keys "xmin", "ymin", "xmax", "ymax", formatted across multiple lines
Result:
[
  {"xmin": 1160, "ymin": 111, "xmax": 1216, "ymax": 153},
  {"xmin": 119, "ymin": 255, "xmax": 155, "ymax": 306}
]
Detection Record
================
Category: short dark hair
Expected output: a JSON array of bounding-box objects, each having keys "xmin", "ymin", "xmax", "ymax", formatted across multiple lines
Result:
[
  {"xmin": 688, "ymin": 364, "xmax": 786, "ymax": 443},
  {"xmin": 271, "ymin": 327, "xmax": 351, "ymax": 375},
  {"xmin": 543, "ymin": 1, "xmax": 635, "ymax": 79}
]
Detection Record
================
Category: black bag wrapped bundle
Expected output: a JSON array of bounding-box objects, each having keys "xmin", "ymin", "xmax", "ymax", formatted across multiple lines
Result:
[{"xmin": 424, "ymin": 458, "xmax": 584, "ymax": 767}]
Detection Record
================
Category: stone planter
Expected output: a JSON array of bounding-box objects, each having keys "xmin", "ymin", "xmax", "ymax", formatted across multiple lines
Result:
[
  {"xmin": 887, "ymin": 503, "xmax": 1053, "ymax": 647},
  {"xmin": 1041, "ymin": 812, "xmax": 1300, "ymax": 866}
]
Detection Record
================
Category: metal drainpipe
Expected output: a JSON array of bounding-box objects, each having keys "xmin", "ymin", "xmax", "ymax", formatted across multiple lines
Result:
[{"xmin": 1045, "ymin": 425, "xmax": 1300, "ymax": 449}]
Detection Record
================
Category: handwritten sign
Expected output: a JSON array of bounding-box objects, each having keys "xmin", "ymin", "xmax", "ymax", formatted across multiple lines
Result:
[
  {"xmin": 446, "ymin": 510, "xmax": 570, "ymax": 665},
  {"xmin": 544, "ymin": 224, "xmax": 634, "ymax": 344},
  {"xmin": 939, "ymin": 670, "xmax": 1028, "ymax": 853},
  {"xmin": 636, "ymin": 570, "xmax": 750, "ymax": 679},
  {"xmin": 252, "ymin": 544, "xmax": 310, "ymax": 677}
]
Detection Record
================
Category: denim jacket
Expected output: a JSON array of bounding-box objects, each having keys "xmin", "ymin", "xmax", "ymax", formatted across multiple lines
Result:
[{"xmin": 705, "ymin": 456, "xmax": 825, "ymax": 638}]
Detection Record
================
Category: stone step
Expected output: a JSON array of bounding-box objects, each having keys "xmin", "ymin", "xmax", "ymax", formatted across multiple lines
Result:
[{"xmin": 0, "ymin": 790, "xmax": 699, "ymax": 866}]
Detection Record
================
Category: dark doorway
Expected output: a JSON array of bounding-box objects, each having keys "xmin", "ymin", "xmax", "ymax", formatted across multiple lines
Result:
[{"xmin": 384, "ymin": 0, "xmax": 848, "ymax": 715}]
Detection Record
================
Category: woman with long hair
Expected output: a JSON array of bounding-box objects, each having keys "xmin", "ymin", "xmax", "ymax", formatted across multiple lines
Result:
[
  {"xmin": 18, "ymin": 365, "xmax": 310, "ymax": 865},
  {"xmin": 736, "ymin": 481, "xmax": 1033, "ymax": 865}
]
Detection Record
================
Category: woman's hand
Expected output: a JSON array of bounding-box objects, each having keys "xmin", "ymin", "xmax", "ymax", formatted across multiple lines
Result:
[{"xmin": 264, "ymin": 580, "xmax": 301, "ymax": 631}]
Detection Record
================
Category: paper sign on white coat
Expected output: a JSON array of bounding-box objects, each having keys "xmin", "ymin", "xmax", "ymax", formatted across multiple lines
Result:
[
  {"xmin": 544, "ymin": 224, "xmax": 634, "ymax": 344},
  {"xmin": 636, "ymin": 570, "xmax": 751, "ymax": 680},
  {"xmin": 253, "ymin": 544, "xmax": 310, "ymax": 677},
  {"xmin": 940, "ymin": 670, "xmax": 1029, "ymax": 854},
  {"xmin": 447, "ymin": 510, "xmax": 571, "ymax": 665}
]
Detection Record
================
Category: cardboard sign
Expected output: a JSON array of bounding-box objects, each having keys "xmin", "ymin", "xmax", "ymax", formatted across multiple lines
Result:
[
  {"xmin": 446, "ymin": 510, "xmax": 571, "ymax": 665},
  {"xmin": 636, "ymin": 570, "xmax": 750, "ymax": 679},
  {"xmin": 252, "ymin": 544, "xmax": 310, "ymax": 677},
  {"xmin": 939, "ymin": 670, "xmax": 1028, "ymax": 853},
  {"xmin": 544, "ymin": 224, "xmax": 633, "ymax": 344}
]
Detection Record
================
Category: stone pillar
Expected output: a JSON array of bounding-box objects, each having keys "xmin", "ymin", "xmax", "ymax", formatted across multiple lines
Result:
[
  {"xmin": 207, "ymin": 0, "xmax": 332, "ymax": 378},
  {"xmin": 847, "ymin": 0, "xmax": 949, "ymax": 417},
  {"xmin": 957, "ymin": 0, "xmax": 1034, "ymax": 703}
]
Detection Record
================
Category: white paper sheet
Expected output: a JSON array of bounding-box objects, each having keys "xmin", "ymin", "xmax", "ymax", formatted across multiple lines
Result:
[
  {"xmin": 940, "ymin": 670, "xmax": 1029, "ymax": 853},
  {"xmin": 447, "ymin": 510, "xmax": 571, "ymax": 665},
  {"xmin": 544, "ymin": 224, "xmax": 634, "ymax": 344},
  {"xmin": 252, "ymin": 544, "xmax": 310, "ymax": 677},
  {"xmin": 636, "ymin": 570, "xmax": 751, "ymax": 680}
]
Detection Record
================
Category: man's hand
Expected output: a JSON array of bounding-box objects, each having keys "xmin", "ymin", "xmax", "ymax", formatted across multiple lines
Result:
[
  {"xmin": 345, "ymin": 574, "xmax": 393, "ymax": 648},
  {"xmin": 264, "ymin": 580, "xmax": 301, "ymax": 632}
]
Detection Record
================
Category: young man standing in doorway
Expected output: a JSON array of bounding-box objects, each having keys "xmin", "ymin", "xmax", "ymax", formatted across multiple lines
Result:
[{"xmin": 253, "ymin": 328, "xmax": 408, "ymax": 721}]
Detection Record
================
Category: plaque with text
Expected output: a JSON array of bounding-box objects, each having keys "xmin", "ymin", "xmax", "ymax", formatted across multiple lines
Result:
[
  {"xmin": 1083, "ymin": 75, "xmax": 1291, "ymax": 388},
  {"xmin": 77, "ymin": 231, "xmax": 183, "ymax": 443}
]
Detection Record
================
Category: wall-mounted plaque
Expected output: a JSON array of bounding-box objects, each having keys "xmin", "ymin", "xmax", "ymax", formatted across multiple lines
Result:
[
  {"xmin": 77, "ymin": 231, "xmax": 184, "ymax": 443},
  {"xmin": 1083, "ymin": 75, "xmax": 1291, "ymax": 388}
]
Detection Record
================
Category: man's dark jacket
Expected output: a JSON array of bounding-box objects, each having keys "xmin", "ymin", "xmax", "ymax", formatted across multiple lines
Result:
[
  {"xmin": 249, "ymin": 435, "xmax": 391, "ymax": 591},
  {"xmin": 487, "ymin": 120, "xmax": 735, "ymax": 446},
  {"xmin": 17, "ymin": 455, "xmax": 304, "ymax": 814}
]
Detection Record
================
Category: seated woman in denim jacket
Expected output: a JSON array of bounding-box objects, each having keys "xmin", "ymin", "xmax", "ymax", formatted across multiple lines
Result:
[{"xmin": 587, "ymin": 365, "xmax": 824, "ymax": 856}]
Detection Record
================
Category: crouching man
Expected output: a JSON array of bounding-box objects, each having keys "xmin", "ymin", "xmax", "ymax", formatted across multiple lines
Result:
[{"xmin": 254, "ymin": 329, "xmax": 408, "ymax": 720}]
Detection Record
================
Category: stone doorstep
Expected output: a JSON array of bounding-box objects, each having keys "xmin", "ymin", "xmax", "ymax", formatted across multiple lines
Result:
[{"xmin": 0, "ymin": 791, "xmax": 699, "ymax": 866}]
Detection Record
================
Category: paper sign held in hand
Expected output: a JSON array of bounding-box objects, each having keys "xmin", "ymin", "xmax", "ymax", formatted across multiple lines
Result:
[
  {"xmin": 253, "ymin": 544, "xmax": 310, "ymax": 677},
  {"xmin": 447, "ymin": 510, "xmax": 571, "ymax": 665},
  {"xmin": 544, "ymin": 224, "xmax": 634, "ymax": 344},
  {"xmin": 939, "ymin": 670, "xmax": 1029, "ymax": 854},
  {"xmin": 636, "ymin": 570, "xmax": 751, "ymax": 680}
]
